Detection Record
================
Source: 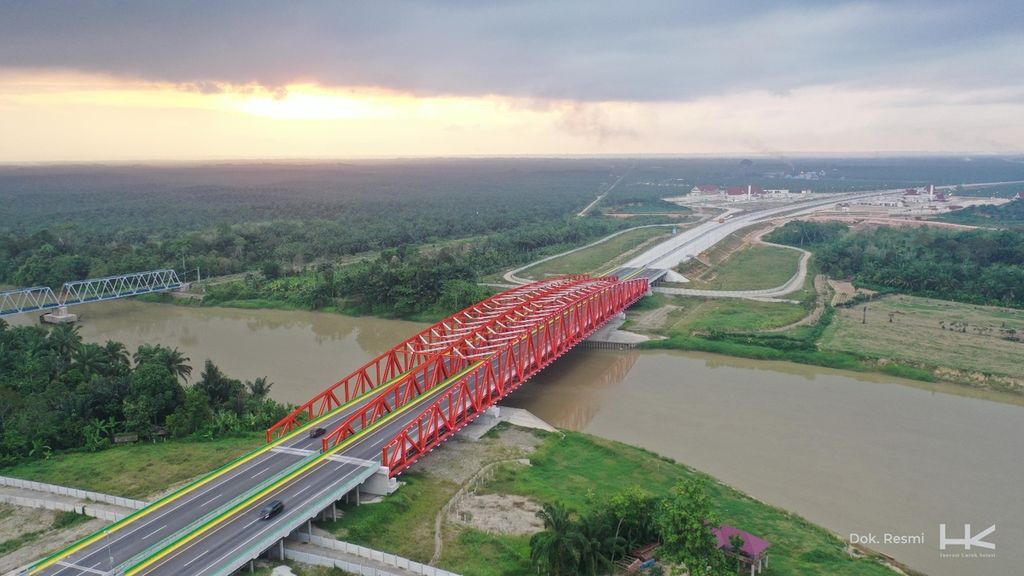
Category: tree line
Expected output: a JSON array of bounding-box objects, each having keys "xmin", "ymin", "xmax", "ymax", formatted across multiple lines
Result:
[
  {"xmin": 768, "ymin": 221, "xmax": 1024, "ymax": 307},
  {"xmin": 200, "ymin": 217, "xmax": 637, "ymax": 318},
  {"xmin": 0, "ymin": 321, "xmax": 289, "ymax": 464},
  {"xmin": 530, "ymin": 479, "xmax": 738, "ymax": 576}
]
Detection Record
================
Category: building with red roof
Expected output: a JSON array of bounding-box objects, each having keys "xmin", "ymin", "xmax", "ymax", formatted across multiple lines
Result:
[{"xmin": 713, "ymin": 524, "xmax": 771, "ymax": 575}]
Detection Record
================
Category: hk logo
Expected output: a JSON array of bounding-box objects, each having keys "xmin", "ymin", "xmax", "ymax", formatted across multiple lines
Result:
[{"xmin": 939, "ymin": 524, "xmax": 996, "ymax": 551}]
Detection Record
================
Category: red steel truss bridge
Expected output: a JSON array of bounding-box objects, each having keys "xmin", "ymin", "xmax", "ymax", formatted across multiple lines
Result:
[
  {"xmin": 268, "ymin": 274, "xmax": 649, "ymax": 475},
  {"xmin": 27, "ymin": 274, "xmax": 648, "ymax": 576}
]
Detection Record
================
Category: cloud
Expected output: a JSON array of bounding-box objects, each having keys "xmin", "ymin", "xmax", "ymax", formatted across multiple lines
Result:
[{"xmin": 0, "ymin": 0, "xmax": 1020, "ymax": 102}]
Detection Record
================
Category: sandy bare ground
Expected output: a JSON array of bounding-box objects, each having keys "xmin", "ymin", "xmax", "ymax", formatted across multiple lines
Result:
[
  {"xmin": 630, "ymin": 304, "xmax": 679, "ymax": 332},
  {"xmin": 449, "ymin": 493, "xmax": 544, "ymax": 535},
  {"xmin": 411, "ymin": 426, "xmax": 543, "ymax": 485},
  {"xmin": 0, "ymin": 505, "xmax": 107, "ymax": 575}
]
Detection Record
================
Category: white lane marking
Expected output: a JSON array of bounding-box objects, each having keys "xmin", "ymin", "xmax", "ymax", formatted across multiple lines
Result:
[
  {"xmin": 192, "ymin": 468, "xmax": 364, "ymax": 576},
  {"xmin": 292, "ymin": 483, "xmax": 314, "ymax": 497},
  {"xmin": 325, "ymin": 454, "xmax": 377, "ymax": 467},
  {"xmin": 49, "ymin": 395, "xmax": 384, "ymax": 569},
  {"xmin": 52, "ymin": 561, "xmax": 106, "ymax": 575},
  {"xmin": 182, "ymin": 548, "xmax": 211, "ymax": 567},
  {"xmin": 199, "ymin": 494, "xmax": 221, "ymax": 507},
  {"xmin": 250, "ymin": 467, "xmax": 269, "ymax": 479},
  {"xmin": 141, "ymin": 524, "xmax": 167, "ymax": 540}
]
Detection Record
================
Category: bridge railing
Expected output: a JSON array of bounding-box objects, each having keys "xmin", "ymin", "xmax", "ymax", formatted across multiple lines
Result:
[
  {"xmin": 267, "ymin": 277, "xmax": 590, "ymax": 441},
  {"xmin": 382, "ymin": 277, "xmax": 649, "ymax": 475},
  {"xmin": 316, "ymin": 277, "xmax": 605, "ymax": 452},
  {"xmin": 0, "ymin": 286, "xmax": 60, "ymax": 317},
  {"xmin": 60, "ymin": 269, "xmax": 182, "ymax": 305}
]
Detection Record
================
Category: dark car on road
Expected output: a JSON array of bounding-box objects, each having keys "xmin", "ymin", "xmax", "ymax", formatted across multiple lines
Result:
[
  {"xmin": 258, "ymin": 500, "xmax": 284, "ymax": 520},
  {"xmin": 309, "ymin": 427, "xmax": 326, "ymax": 439}
]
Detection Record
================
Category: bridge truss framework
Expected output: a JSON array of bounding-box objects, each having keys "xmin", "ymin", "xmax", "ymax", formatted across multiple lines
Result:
[{"xmin": 0, "ymin": 269, "xmax": 183, "ymax": 317}]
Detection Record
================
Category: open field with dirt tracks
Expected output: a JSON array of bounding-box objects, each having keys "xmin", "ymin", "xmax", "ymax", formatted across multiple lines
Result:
[{"xmin": 821, "ymin": 294, "xmax": 1024, "ymax": 383}]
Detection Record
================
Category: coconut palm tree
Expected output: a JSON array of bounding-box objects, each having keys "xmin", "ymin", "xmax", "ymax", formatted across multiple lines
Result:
[
  {"xmin": 73, "ymin": 343, "xmax": 109, "ymax": 378},
  {"xmin": 246, "ymin": 376, "xmax": 273, "ymax": 399},
  {"xmin": 48, "ymin": 323, "xmax": 82, "ymax": 360},
  {"xmin": 530, "ymin": 503, "xmax": 586, "ymax": 576},
  {"xmin": 134, "ymin": 344, "xmax": 192, "ymax": 382},
  {"xmin": 103, "ymin": 340, "xmax": 131, "ymax": 369}
]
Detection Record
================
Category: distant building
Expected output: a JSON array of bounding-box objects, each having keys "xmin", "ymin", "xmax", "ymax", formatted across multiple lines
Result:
[
  {"xmin": 725, "ymin": 185, "xmax": 764, "ymax": 201},
  {"xmin": 689, "ymin": 185, "xmax": 722, "ymax": 198},
  {"xmin": 764, "ymin": 188, "xmax": 790, "ymax": 198}
]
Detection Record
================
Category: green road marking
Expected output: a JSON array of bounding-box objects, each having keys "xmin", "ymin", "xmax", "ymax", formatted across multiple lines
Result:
[
  {"xmin": 126, "ymin": 360, "xmax": 483, "ymax": 575},
  {"xmin": 28, "ymin": 364, "xmax": 420, "ymax": 574}
]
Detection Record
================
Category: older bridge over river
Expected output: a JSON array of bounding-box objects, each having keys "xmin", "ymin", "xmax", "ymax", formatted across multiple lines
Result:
[{"xmin": 23, "ymin": 272, "xmax": 652, "ymax": 576}]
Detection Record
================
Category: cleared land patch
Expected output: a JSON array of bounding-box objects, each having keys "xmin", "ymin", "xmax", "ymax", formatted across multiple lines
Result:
[
  {"xmin": 822, "ymin": 295, "xmax": 1024, "ymax": 385},
  {"xmin": 519, "ymin": 226, "xmax": 673, "ymax": 279},
  {"xmin": 684, "ymin": 244, "xmax": 803, "ymax": 291}
]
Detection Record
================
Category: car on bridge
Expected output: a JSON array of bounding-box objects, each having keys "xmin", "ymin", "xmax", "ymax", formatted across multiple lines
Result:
[{"xmin": 259, "ymin": 499, "xmax": 284, "ymax": 520}]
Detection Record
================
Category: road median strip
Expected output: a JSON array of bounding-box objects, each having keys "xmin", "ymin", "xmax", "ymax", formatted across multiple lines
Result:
[
  {"xmin": 124, "ymin": 360, "xmax": 484, "ymax": 575},
  {"xmin": 27, "ymin": 366, "xmax": 422, "ymax": 574}
]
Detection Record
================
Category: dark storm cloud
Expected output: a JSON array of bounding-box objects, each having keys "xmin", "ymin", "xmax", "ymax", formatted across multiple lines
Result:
[{"xmin": 0, "ymin": 0, "xmax": 1020, "ymax": 101}]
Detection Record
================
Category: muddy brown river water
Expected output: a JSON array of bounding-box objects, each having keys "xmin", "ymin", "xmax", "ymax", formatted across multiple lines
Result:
[{"xmin": 10, "ymin": 301, "xmax": 1020, "ymax": 575}]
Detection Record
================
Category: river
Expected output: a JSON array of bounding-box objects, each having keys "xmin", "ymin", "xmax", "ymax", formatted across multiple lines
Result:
[{"xmin": 10, "ymin": 301, "xmax": 1020, "ymax": 575}]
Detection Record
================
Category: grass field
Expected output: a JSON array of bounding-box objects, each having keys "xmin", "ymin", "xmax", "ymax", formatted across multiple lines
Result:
[
  {"xmin": 325, "ymin": 425, "xmax": 896, "ymax": 576},
  {"xmin": 685, "ymin": 244, "xmax": 803, "ymax": 291},
  {"xmin": 1, "ymin": 434, "xmax": 264, "ymax": 499},
  {"xmin": 659, "ymin": 297, "xmax": 810, "ymax": 334},
  {"xmin": 822, "ymin": 294, "xmax": 1024, "ymax": 381},
  {"xmin": 519, "ymin": 226, "xmax": 673, "ymax": 279}
]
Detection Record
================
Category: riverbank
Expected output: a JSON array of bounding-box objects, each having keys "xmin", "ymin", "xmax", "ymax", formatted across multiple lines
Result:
[
  {"xmin": 0, "ymin": 425, "xmax": 903, "ymax": 576},
  {"xmin": 323, "ymin": 423, "xmax": 905, "ymax": 576}
]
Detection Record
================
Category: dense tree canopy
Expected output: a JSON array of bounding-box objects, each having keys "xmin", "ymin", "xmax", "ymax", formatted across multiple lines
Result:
[
  {"xmin": 0, "ymin": 321, "xmax": 288, "ymax": 463},
  {"xmin": 769, "ymin": 221, "xmax": 1024, "ymax": 307}
]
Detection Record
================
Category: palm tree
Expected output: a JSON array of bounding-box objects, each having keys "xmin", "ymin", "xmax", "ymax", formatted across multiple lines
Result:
[
  {"xmin": 577, "ymin": 513, "xmax": 625, "ymax": 576},
  {"xmin": 73, "ymin": 344, "xmax": 109, "ymax": 378},
  {"xmin": 134, "ymin": 344, "xmax": 192, "ymax": 382},
  {"xmin": 530, "ymin": 503, "xmax": 586, "ymax": 576},
  {"xmin": 48, "ymin": 323, "xmax": 82, "ymax": 360},
  {"xmin": 103, "ymin": 340, "xmax": 130, "ymax": 369},
  {"xmin": 163, "ymin": 347, "xmax": 193, "ymax": 382},
  {"xmin": 246, "ymin": 376, "xmax": 273, "ymax": 399}
]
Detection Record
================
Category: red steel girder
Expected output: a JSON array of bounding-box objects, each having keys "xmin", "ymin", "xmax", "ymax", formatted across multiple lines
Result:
[
  {"xmin": 265, "ymin": 279, "xmax": 581, "ymax": 441},
  {"xmin": 381, "ymin": 277, "xmax": 648, "ymax": 475},
  {"xmin": 317, "ymin": 277, "xmax": 613, "ymax": 451}
]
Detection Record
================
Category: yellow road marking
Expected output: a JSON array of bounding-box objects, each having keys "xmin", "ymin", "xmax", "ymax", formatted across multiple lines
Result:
[
  {"xmin": 126, "ymin": 360, "xmax": 483, "ymax": 575},
  {"xmin": 29, "ymin": 364, "xmax": 421, "ymax": 574}
]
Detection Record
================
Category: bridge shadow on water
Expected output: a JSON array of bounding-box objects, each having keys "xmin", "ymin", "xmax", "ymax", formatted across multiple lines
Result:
[{"xmin": 503, "ymin": 347, "xmax": 639, "ymax": 431}]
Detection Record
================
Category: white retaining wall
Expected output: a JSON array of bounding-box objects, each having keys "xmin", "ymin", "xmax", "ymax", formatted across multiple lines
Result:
[
  {"xmin": 291, "ymin": 533, "xmax": 461, "ymax": 576},
  {"xmin": 0, "ymin": 494, "xmax": 127, "ymax": 522},
  {"xmin": 0, "ymin": 475, "xmax": 148, "ymax": 510}
]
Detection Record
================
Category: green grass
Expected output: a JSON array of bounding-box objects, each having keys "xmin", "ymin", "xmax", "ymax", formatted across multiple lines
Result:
[
  {"xmin": 323, "ymin": 426, "xmax": 896, "ymax": 576},
  {"xmin": 438, "ymin": 529, "xmax": 532, "ymax": 576},
  {"xmin": 686, "ymin": 245, "xmax": 803, "ymax": 290},
  {"xmin": 0, "ymin": 529, "xmax": 44, "ymax": 556},
  {"xmin": 520, "ymin": 227, "xmax": 674, "ymax": 279},
  {"xmin": 0, "ymin": 433, "xmax": 264, "ymax": 499},
  {"xmin": 821, "ymin": 294, "xmax": 1024, "ymax": 381},
  {"xmin": 661, "ymin": 297, "xmax": 809, "ymax": 334},
  {"xmin": 0, "ymin": 511, "xmax": 92, "ymax": 555},
  {"xmin": 321, "ymin": 474, "xmax": 457, "ymax": 563},
  {"xmin": 483, "ymin": 431, "xmax": 897, "ymax": 576}
]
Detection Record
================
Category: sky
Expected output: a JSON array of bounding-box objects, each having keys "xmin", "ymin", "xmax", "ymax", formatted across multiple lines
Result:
[{"xmin": 0, "ymin": 0, "xmax": 1021, "ymax": 161}]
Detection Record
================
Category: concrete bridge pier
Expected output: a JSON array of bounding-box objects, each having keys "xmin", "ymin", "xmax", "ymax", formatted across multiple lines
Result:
[{"xmin": 41, "ymin": 305, "xmax": 78, "ymax": 324}]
